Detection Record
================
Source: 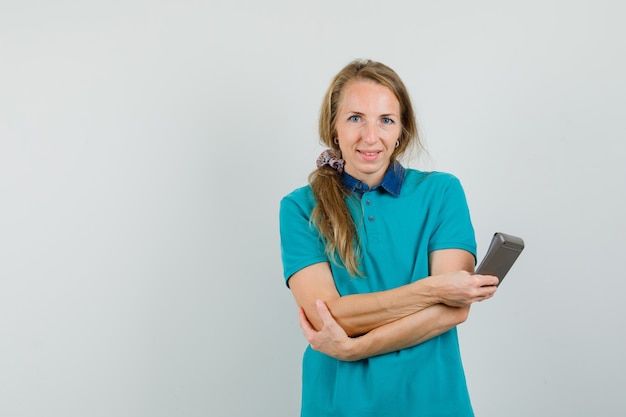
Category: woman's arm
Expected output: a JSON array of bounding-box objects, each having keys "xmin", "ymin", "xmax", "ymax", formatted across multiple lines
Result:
[
  {"xmin": 297, "ymin": 249, "xmax": 497, "ymax": 361},
  {"xmin": 300, "ymin": 300, "xmax": 467, "ymax": 361},
  {"xmin": 290, "ymin": 248, "xmax": 498, "ymax": 337}
]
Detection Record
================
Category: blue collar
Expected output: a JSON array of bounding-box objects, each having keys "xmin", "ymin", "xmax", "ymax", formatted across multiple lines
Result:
[{"xmin": 341, "ymin": 162, "xmax": 405, "ymax": 196}]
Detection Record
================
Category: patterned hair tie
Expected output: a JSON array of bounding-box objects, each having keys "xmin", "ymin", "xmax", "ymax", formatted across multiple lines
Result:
[{"xmin": 316, "ymin": 149, "xmax": 344, "ymax": 173}]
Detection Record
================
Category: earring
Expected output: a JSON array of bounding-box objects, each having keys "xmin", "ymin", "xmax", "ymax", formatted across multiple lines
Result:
[
  {"xmin": 395, "ymin": 140, "xmax": 400, "ymax": 148},
  {"xmin": 334, "ymin": 138, "xmax": 339, "ymax": 145}
]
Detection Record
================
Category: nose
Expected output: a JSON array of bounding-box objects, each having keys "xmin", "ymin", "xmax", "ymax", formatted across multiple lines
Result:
[{"xmin": 362, "ymin": 120, "xmax": 378, "ymax": 143}]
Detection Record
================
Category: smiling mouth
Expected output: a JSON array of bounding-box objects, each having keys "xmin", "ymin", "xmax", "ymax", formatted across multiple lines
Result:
[{"xmin": 359, "ymin": 150, "xmax": 381, "ymax": 156}]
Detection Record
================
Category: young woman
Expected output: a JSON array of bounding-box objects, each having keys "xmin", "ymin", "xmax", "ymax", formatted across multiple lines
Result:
[{"xmin": 279, "ymin": 59, "xmax": 498, "ymax": 417}]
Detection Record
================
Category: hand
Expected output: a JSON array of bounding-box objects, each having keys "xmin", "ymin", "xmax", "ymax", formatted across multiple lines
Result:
[
  {"xmin": 435, "ymin": 271, "xmax": 499, "ymax": 307},
  {"xmin": 298, "ymin": 300, "xmax": 360, "ymax": 362}
]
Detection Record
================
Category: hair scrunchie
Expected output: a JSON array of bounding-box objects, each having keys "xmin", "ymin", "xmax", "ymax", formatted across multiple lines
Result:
[{"xmin": 316, "ymin": 149, "xmax": 344, "ymax": 173}]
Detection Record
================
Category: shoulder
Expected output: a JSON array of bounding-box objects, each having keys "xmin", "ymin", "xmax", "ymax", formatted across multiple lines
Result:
[
  {"xmin": 280, "ymin": 185, "xmax": 315, "ymax": 214},
  {"xmin": 403, "ymin": 169, "xmax": 463, "ymax": 190},
  {"xmin": 281, "ymin": 184, "xmax": 313, "ymax": 204}
]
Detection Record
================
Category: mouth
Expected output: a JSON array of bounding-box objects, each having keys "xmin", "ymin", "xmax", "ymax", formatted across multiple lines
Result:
[
  {"xmin": 358, "ymin": 150, "xmax": 381, "ymax": 156},
  {"xmin": 358, "ymin": 150, "xmax": 382, "ymax": 161}
]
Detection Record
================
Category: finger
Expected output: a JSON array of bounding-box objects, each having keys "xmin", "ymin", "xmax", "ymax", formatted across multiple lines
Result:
[
  {"xmin": 476, "ymin": 274, "xmax": 500, "ymax": 287},
  {"xmin": 315, "ymin": 299, "xmax": 335, "ymax": 325},
  {"xmin": 480, "ymin": 285, "xmax": 498, "ymax": 301},
  {"xmin": 298, "ymin": 307, "xmax": 316, "ymax": 339}
]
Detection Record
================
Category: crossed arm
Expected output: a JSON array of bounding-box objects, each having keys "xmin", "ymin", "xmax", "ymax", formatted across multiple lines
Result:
[{"xmin": 288, "ymin": 249, "xmax": 499, "ymax": 361}]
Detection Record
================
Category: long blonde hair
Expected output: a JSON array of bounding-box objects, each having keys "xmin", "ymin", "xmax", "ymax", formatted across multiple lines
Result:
[{"xmin": 309, "ymin": 59, "xmax": 421, "ymax": 276}]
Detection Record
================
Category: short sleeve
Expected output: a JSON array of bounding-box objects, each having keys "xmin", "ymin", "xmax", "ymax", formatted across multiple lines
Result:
[
  {"xmin": 279, "ymin": 188, "xmax": 328, "ymax": 287},
  {"xmin": 427, "ymin": 175, "xmax": 477, "ymax": 261}
]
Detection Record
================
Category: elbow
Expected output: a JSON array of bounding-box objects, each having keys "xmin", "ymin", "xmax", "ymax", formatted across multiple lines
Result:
[
  {"xmin": 457, "ymin": 306, "xmax": 470, "ymax": 324},
  {"xmin": 306, "ymin": 309, "xmax": 364, "ymax": 338},
  {"xmin": 301, "ymin": 304, "xmax": 324, "ymax": 332},
  {"xmin": 344, "ymin": 326, "xmax": 367, "ymax": 338},
  {"xmin": 323, "ymin": 298, "xmax": 366, "ymax": 337},
  {"xmin": 302, "ymin": 299, "xmax": 367, "ymax": 337},
  {"xmin": 331, "ymin": 315, "xmax": 365, "ymax": 338}
]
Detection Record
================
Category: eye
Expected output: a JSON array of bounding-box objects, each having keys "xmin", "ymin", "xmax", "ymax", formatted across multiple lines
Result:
[
  {"xmin": 348, "ymin": 115, "xmax": 361, "ymax": 123},
  {"xmin": 381, "ymin": 117, "xmax": 394, "ymax": 125}
]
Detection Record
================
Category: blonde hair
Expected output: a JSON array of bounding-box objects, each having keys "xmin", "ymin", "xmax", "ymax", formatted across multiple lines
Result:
[{"xmin": 309, "ymin": 59, "xmax": 421, "ymax": 276}]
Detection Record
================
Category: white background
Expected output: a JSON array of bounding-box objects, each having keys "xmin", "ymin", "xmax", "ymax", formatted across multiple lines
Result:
[{"xmin": 1, "ymin": 1, "xmax": 625, "ymax": 416}]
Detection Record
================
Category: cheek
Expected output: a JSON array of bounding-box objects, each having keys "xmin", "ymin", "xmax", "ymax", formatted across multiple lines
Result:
[
  {"xmin": 382, "ymin": 128, "xmax": 401, "ymax": 143},
  {"xmin": 336, "ymin": 128, "xmax": 356, "ymax": 144},
  {"xmin": 335, "ymin": 124, "xmax": 349, "ymax": 139}
]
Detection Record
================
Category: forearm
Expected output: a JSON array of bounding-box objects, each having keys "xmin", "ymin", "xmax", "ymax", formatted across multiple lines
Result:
[
  {"xmin": 291, "ymin": 250, "xmax": 494, "ymax": 338},
  {"xmin": 342, "ymin": 304, "xmax": 470, "ymax": 361},
  {"xmin": 325, "ymin": 276, "xmax": 442, "ymax": 337}
]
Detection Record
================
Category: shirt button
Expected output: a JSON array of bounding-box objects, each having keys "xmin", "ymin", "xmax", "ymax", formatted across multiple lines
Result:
[
  {"xmin": 368, "ymin": 216, "xmax": 375, "ymax": 222},
  {"xmin": 356, "ymin": 182, "xmax": 362, "ymax": 190},
  {"xmin": 365, "ymin": 200, "xmax": 371, "ymax": 205}
]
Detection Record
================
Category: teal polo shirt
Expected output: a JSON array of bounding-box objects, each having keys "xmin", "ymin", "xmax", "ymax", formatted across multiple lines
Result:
[{"xmin": 280, "ymin": 163, "xmax": 477, "ymax": 417}]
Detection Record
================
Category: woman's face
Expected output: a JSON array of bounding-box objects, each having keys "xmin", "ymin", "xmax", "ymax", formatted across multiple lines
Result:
[{"xmin": 335, "ymin": 80, "xmax": 402, "ymax": 188}]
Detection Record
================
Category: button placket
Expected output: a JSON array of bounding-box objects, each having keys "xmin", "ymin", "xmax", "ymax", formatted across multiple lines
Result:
[
  {"xmin": 361, "ymin": 192, "xmax": 383, "ymax": 246},
  {"xmin": 363, "ymin": 195, "xmax": 375, "ymax": 222}
]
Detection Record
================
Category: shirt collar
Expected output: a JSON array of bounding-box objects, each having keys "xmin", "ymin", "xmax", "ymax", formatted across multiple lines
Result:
[{"xmin": 341, "ymin": 162, "xmax": 405, "ymax": 196}]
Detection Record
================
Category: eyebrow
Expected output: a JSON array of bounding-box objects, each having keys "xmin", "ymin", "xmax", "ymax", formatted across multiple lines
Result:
[{"xmin": 344, "ymin": 111, "xmax": 399, "ymax": 118}]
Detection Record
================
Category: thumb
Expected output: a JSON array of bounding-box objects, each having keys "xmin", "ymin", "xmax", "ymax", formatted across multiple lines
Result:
[{"xmin": 315, "ymin": 299, "xmax": 334, "ymax": 324}]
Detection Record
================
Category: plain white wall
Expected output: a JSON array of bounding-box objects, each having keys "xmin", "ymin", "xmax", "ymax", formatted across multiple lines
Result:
[{"xmin": 1, "ymin": 1, "xmax": 624, "ymax": 416}]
